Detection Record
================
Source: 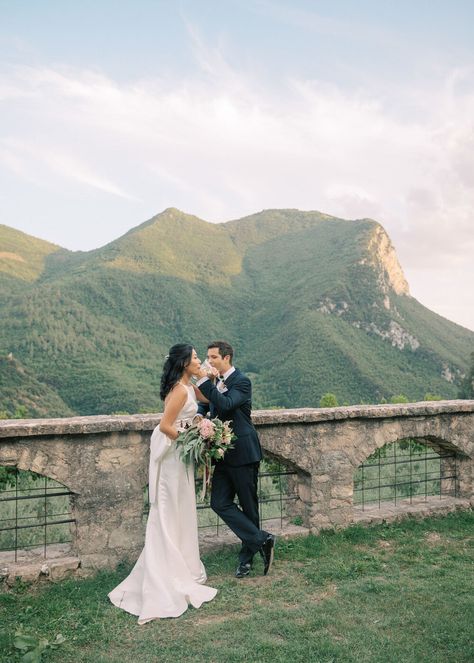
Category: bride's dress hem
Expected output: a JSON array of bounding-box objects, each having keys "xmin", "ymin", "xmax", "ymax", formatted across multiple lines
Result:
[{"xmin": 108, "ymin": 586, "xmax": 218, "ymax": 623}]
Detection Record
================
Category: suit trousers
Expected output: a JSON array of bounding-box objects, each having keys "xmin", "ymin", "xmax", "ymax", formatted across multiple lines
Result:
[{"xmin": 210, "ymin": 461, "xmax": 268, "ymax": 565}]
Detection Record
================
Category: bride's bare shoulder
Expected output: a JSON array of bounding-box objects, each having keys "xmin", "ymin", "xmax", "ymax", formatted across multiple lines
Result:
[{"xmin": 164, "ymin": 382, "xmax": 188, "ymax": 406}]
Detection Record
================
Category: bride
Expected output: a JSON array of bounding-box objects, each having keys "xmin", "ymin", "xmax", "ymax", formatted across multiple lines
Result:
[{"xmin": 108, "ymin": 344, "xmax": 217, "ymax": 622}]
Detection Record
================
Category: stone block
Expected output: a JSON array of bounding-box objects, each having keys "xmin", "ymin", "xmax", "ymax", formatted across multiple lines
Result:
[
  {"xmin": 4, "ymin": 563, "xmax": 40, "ymax": 585},
  {"xmin": 329, "ymin": 498, "xmax": 351, "ymax": 508},
  {"xmin": 80, "ymin": 553, "xmax": 113, "ymax": 570},
  {"xmin": 108, "ymin": 525, "xmax": 143, "ymax": 550},
  {"xmin": 298, "ymin": 482, "xmax": 312, "ymax": 502},
  {"xmin": 309, "ymin": 515, "xmax": 331, "ymax": 529},
  {"xmin": 49, "ymin": 557, "xmax": 80, "ymax": 580},
  {"xmin": 331, "ymin": 484, "xmax": 353, "ymax": 498},
  {"xmin": 96, "ymin": 447, "xmax": 137, "ymax": 471},
  {"xmin": 315, "ymin": 474, "xmax": 330, "ymax": 483}
]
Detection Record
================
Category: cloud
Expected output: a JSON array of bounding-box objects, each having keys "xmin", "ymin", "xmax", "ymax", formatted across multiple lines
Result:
[
  {"xmin": 0, "ymin": 49, "xmax": 473, "ymax": 328},
  {"xmin": 1, "ymin": 137, "xmax": 140, "ymax": 201}
]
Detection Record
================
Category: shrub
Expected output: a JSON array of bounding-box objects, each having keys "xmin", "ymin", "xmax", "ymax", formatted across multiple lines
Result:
[
  {"xmin": 390, "ymin": 394, "xmax": 409, "ymax": 403},
  {"xmin": 424, "ymin": 393, "xmax": 442, "ymax": 401},
  {"xmin": 319, "ymin": 392, "xmax": 339, "ymax": 408}
]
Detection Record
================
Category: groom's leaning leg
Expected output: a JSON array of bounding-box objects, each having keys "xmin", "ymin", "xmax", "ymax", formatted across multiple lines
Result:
[
  {"xmin": 211, "ymin": 465, "xmax": 252, "ymax": 578},
  {"xmin": 233, "ymin": 463, "xmax": 260, "ymax": 566},
  {"xmin": 211, "ymin": 464, "xmax": 260, "ymax": 543},
  {"xmin": 231, "ymin": 463, "xmax": 276, "ymax": 576},
  {"xmin": 211, "ymin": 463, "xmax": 271, "ymax": 575}
]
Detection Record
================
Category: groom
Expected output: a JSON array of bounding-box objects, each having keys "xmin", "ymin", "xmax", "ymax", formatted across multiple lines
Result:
[{"xmin": 196, "ymin": 340, "xmax": 275, "ymax": 578}]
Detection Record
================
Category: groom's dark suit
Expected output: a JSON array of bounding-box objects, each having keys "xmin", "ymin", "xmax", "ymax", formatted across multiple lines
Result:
[{"xmin": 197, "ymin": 367, "xmax": 268, "ymax": 566}]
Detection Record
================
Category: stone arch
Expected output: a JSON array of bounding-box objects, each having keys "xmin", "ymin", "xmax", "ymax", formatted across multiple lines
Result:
[
  {"xmin": 351, "ymin": 427, "xmax": 472, "ymax": 507},
  {"xmin": 259, "ymin": 452, "xmax": 308, "ymax": 527},
  {"xmin": 0, "ymin": 465, "xmax": 76, "ymax": 564},
  {"xmin": 354, "ymin": 437, "xmax": 458, "ymax": 506},
  {"xmin": 349, "ymin": 418, "xmax": 474, "ymax": 470},
  {"xmin": 257, "ymin": 444, "xmax": 313, "ymax": 526}
]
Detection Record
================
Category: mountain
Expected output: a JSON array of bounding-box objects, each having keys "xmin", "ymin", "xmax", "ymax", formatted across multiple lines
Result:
[{"xmin": 0, "ymin": 208, "xmax": 472, "ymax": 416}]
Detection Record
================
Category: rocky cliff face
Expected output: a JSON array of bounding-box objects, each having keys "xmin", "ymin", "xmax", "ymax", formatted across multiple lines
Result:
[{"xmin": 363, "ymin": 224, "xmax": 410, "ymax": 297}]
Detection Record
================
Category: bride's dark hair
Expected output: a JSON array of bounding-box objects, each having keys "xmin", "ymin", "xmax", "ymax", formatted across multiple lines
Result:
[{"xmin": 160, "ymin": 343, "xmax": 194, "ymax": 401}]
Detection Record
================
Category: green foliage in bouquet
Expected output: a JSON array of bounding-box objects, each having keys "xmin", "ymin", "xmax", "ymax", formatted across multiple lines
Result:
[
  {"xmin": 175, "ymin": 417, "xmax": 236, "ymax": 498},
  {"xmin": 176, "ymin": 417, "xmax": 235, "ymax": 467}
]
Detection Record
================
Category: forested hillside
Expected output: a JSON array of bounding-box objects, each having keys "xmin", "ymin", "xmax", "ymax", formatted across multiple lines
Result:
[{"xmin": 1, "ymin": 209, "xmax": 472, "ymax": 416}]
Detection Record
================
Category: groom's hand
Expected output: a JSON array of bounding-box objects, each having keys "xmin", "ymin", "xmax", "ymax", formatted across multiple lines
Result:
[
  {"xmin": 197, "ymin": 366, "xmax": 218, "ymax": 380},
  {"xmin": 196, "ymin": 367, "xmax": 208, "ymax": 379}
]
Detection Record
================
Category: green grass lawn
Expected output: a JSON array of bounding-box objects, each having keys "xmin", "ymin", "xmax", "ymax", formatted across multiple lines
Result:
[{"xmin": 1, "ymin": 511, "xmax": 473, "ymax": 663}]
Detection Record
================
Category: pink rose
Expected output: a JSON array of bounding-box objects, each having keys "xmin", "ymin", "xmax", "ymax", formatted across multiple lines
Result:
[
  {"xmin": 217, "ymin": 448, "xmax": 225, "ymax": 457},
  {"xmin": 198, "ymin": 418, "xmax": 215, "ymax": 439}
]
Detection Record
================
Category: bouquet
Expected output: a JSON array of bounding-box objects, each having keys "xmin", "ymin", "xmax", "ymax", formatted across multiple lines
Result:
[{"xmin": 176, "ymin": 417, "xmax": 235, "ymax": 499}]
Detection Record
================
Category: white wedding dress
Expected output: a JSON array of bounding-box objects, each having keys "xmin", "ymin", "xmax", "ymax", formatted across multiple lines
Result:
[{"xmin": 108, "ymin": 384, "xmax": 217, "ymax": 622}]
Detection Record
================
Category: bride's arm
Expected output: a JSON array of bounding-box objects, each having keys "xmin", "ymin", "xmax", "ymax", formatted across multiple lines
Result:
[
  {"xmin": 159, "ymin": 384, "xmax": 188, "ymax": 440},
  {"xmin": 192, "ymin": 384, "xmax": 209, "ymax": 404}
]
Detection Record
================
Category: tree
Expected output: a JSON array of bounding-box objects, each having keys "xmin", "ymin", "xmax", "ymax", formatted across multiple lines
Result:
[
  {"xmin": 458, "ymin": 351, "xmax": 474, "ymax": 399},
  {"xmin": 424, "ymin": 393, "xmax": 442, "ymax": 401},
  {"xmin": 390, "ymin": 394, "xmax": 409, "ymax": 403},
  {"xmin": 319, "ymin": 393, "xmax": 339, "ymax": 408},
  {"xmin": 13, "ymin": 405, "xmax": 28, "ymax": 419}
]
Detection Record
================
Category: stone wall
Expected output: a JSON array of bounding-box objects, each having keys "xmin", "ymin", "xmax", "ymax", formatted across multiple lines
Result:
[{"xmin": 0, "ymin": 400, "xmax": 473, "ymax": 573}]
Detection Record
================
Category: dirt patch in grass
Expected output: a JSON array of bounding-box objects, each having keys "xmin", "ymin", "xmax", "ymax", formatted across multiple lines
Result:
[
  {"xmin": 307, "ymin": 582, "xmax": 338, "ymax": 603},
  {"xmin": 260, "ymin": 633, "xmax": 287, "ymax": 645},
  {"xmin": 352, "ymin": 544, "xmax": 372, "ymax": 552},
  {"xmin": 225, "ymin": 559, "xmax": 298, "ymax": 586},
  {"xmin": 193, "ymin": 614, "xmax": 232, "ymax": 626},
  {"xmin": 280, "ymin": 582, "xmax": 338, "ymax": 609}
]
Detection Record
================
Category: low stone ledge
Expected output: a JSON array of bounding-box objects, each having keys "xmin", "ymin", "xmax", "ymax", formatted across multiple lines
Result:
[
  {"xmin": 353, "ymin": 496, "xmax": 472, "ymax": 526},
  {"xmin": 1, "ymin": 400, "xmax": 473, "ymax": 439},
  {"xmin": 0, "ymin": 543, "xmax": 80, "ymax": 586},
  {"xmin": 1, "ymin": 556, "xmax": 80, "ymax": 586},
  {"xmin": 0, "ymin": 521, "xmax": 308, "ymax": 584}
]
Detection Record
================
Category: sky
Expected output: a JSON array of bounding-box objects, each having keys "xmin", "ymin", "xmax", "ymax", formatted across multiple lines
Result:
[{"xmin": 0, "ymin": 0, "xmax": 473, "ymax": 331}]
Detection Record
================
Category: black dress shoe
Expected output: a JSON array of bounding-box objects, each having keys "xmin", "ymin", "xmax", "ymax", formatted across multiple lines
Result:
[
  {"xmin": 235, "ymin": 562, "xmax": 252, "ymax": 578},
  {"xmin": 260, "ymin": 534, "xmax": 276, "ymax": 575}
]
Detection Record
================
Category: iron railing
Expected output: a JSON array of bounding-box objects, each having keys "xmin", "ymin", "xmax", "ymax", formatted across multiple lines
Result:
[
  {"xmin": 143, "ymin": 457, "xmax": 299, "ymax": 532},
  {"xmin": 196, "ymin": 458, "xmax": 299, "ymax": 534},
  {"xmin": 0, "ymin": 469, "xmax": 75, "ymax": 562},
  {"xmin": 353, "ymin": 439, "xmax": 458, "ymax": 510}
]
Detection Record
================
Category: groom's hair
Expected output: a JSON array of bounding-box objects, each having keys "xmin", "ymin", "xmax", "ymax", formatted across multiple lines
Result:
[{"xmin": 208, "ymin": 340, "xmax": 234, "ymax": 363}]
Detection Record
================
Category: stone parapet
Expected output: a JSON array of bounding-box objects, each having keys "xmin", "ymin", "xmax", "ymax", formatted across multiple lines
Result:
[
  {"xmin": 1, "ymin": 400, "xmax": 473, "ymax": 439},
  {"xmin": 0, "ymin": 400, "xmax": 473, "ymax": 576}
]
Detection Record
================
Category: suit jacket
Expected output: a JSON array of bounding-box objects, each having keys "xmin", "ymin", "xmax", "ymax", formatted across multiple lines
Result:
[{"xmin": 197, "ymin": 367, "xmax": 263, "ymax": 467}]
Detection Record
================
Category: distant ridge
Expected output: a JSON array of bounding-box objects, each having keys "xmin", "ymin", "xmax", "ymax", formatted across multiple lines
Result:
[
  {"xmin": 0, "ymin": 224, "xmax": 62, "ymax": 283},
  {"xmin": 0, "ymin": 208, "xmax": 472, "ymax": 417}
]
